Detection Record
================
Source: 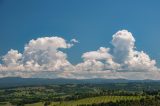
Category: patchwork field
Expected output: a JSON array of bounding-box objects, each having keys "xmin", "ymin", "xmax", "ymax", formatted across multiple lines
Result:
[
  {"xmin": 25, "ymin": 96, "xmax": 144, "ymax": 106},
  {"xmin": 0, "ymin": 83, "xmax": 160, "ymax": 106}
]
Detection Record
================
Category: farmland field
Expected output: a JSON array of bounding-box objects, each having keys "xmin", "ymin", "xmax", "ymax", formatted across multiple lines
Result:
[
  {"xmin": 24, "ymin": 96, "xmax": 144, "ymax": 106},
  {"xmin": 0, "ymin": 82, "xmax": 160, "ymax": 106}
]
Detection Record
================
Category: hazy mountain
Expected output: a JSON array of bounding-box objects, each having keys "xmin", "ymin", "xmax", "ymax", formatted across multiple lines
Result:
[{"xmin": 0, "ymin": 77, "xmax": 159, "ymax": 88}]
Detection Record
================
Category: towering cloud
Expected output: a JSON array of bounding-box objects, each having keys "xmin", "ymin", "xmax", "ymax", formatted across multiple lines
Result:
[
  {"xmin": 111, "ymin": 30, "xmax": 157, "ymax": 71},
  {"xmin": 0, "ymin": 30, "xmax": 159, "ymax": 79},
  {"xmin": 112, "ymin": 30, "xmax": 135, "ymax": 63},
  {"xmin": 0, "ymin": 37, "xmax": 75, "ymax": 73},
  {"xmin": 22, "ymin": 37, "xmax": 73, "ymax": 71}
]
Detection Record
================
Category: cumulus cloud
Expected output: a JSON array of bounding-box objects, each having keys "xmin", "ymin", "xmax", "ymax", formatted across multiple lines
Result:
[
  {"xmin": 73, "ymin": 30, "xmax": 159, "ymax": 79},
  {"xmin": 76, "ymin": 60, "xmax": 105, "ymax": 72},
  {"xmin": 123, "ymin": 51, "xmax": 157, "ymax": 71},
  {"xmin": 0, "ymin": 30, "xmax": 159, "ymax": 79},
  {"xmin": 22, "ymin": 37, "xmax": 73, "ymax": 71},
  {"xmin": 76, "ymin": 47, "xmax": 120, "ymax": 71},
  {"xmin": 0, "ymin": 36, "xmax": 74, "ymax": 74},
  {"xmin": 112, "ymin": 30, "xmax": 157, "ymax": 72},
  {"xmin": 2, "ymin": 49, "xmax": 22, "ymax": 67},
  {"xmin": 0, "ymin": 49, "xmax": 24, "ymax": 71},
  {"xmin": 112, "ymin": 30, "xmax": 135, "ymax": 63},
  {"xmin": 82, "ymin": 47, "xmax": 112, "ymax": 61}
]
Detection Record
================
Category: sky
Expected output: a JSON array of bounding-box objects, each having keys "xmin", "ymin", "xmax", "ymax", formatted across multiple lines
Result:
[{"xmin": 0, "ymin": 0, "xmax": 160, "ymax": 79}]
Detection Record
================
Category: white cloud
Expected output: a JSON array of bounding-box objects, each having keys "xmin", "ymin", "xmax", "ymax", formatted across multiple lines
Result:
[
  {"xmin": 82, "ymin": 47, "xmax": 112, "ymax": 61},
  {"xmin": 0, "ymin": 49, "xmax": 24, "ymax": 71},
  {"xmin": 0, "ymin": 36, "xmax": 74, "ymax": 73},
  {"xmin": 123, "ymin": 51, "xmax": 157, "ymax": 71},
  {"xmin": 23, "ymin": 37, "xmax": 71, "ymax": 64},
  {"xmin": 111, "ymin": 30, "xmax": 157, "ymax": 72},
  {"xmin": 22, "ymin": 36, "xmax": 72, "ymax": 71},
  {"xmin": 0, "ymin": 30, "xmax": 160, "ymax": 79},
  {"xmin": 77, "ymin": 47, "xmax": 120, "ymax": 71},
  {"xmin": 71, "ymin": 39, "xmax": 79, "ymax": 43},
  {"xmin": 2, "ymin": 49, "xmax": 22, "ymax": 67},
  {"xmin": 112, "ymin": 30, "xmax": 135, "ymax": 63},
  {"xmin": 76, "ymin": 60, "xmax": 105, "ymax": 72}
]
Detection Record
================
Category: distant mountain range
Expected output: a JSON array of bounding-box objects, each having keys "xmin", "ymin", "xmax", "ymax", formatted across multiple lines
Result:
[{"xmin": 0, "ymin": 77, "xmax": 159, "ymax": 88}]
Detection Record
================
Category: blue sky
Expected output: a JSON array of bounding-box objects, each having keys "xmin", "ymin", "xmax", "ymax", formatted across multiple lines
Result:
[
  {"xmin": 1, "ymin": 0, "xmax": 160, "ymax": 79},
  {"xmin": 1, "ymin": 0, "xmax": 160, "ymax": 64}
]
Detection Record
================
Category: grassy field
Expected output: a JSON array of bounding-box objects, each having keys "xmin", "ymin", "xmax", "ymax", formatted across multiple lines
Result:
[{"xmin": 24, "ymin": 96, "xmax": 144, "ymax": 106}]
